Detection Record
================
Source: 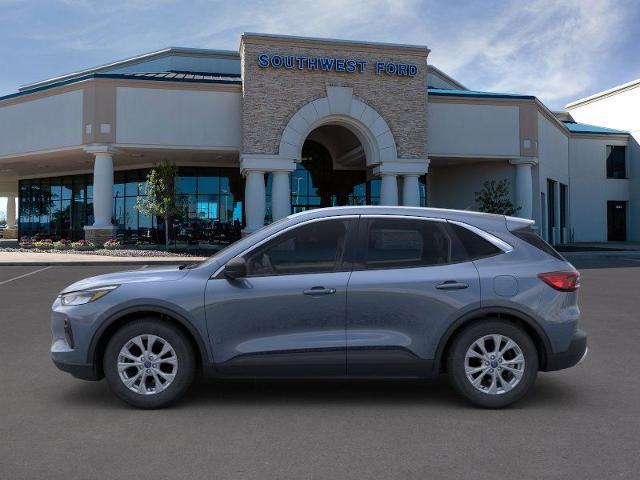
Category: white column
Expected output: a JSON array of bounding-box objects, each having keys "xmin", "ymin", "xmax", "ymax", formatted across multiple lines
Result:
[
  {"xmin": 6, "ymin": 195, "xmax": 17, "ymax": 228},
  {"xmin": 379, "ymin": 174, "xmax": 399, "ymax": 206},
  {"xmin": 511, "ymin": 158, "xmax": 536, "ymax": 219},
  {"xmin": 402, "ymin": 174, "xmax": 420, "ymax": 207},
  {"xmin": 244, "ymin": 170, "xmax": 266, "ymax": 232},
  {"xmin": 271, "ymin": 171, "xmax": 291, "ymax": 221},
  {"xmin": 92, "ymin": 152, "xmax": 115, "ymax": 227}
]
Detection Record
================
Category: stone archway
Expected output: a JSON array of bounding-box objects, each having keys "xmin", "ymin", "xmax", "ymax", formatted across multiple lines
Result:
[
  {"xmin": 240, "ymin": 86, "xmax": 429, "ymax": 232},
  {"xmin": 278, "ymin": 86, "xmax": 398, "ymax": 166}
]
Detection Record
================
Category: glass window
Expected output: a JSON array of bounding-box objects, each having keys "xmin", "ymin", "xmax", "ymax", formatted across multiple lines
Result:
[
  {"xmin": 175, "ymin": 174, "xmax": 197, "ymax": 195},
  {"xmin": 364, "ymin": 218, "xmax": 451, "ymax": 270},
  {"xmin": 511, "ymin": 226, "xmax": 565, "ymax": 261},
  {"xmin": 447, "ymin": 223, "xmax": 501, "ymax": 260},
  {"xmin": 198, "ymin": 176, "xmax": 219, "ymax": 195},
  {"xmin": 125, "ymin": 170, "xmax": 139, "ymax": 196},
  {"xmin": 606, "ymin": 146, "xmax": 626, "ymax": 179},
  {"xmin": 113, "ymin": 171, "xmax": 125, "ymax": 199},
  {"xmin": 49, "ymin": 178, "xmax": 61, "ymax": 202},
  {"xmin": 61, "ymin": 177, "xmax": 73, "ymax": 200},
  {"xmin": 87, "ymin": 175, "xmax": 94, "ymax": 199},
  {"xmin": 245, "ymin": 219, "xmax": 350, "ymax": 276},
  {"xmin": 125, "ymin": 197, "xmax": 139, "ymax": 231},
  {"xmin": 114, "ymin": 197, "xmax": 125, "ymax": 230},
  {"xmin": 72, "ymin": 175, "xmax": 86, "ymax": 202}
]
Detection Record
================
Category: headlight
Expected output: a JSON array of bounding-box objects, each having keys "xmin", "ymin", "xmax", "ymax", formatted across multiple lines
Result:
[{"xmin": 59, "ymin": 286, "xmax": 118, "ymax": 306}]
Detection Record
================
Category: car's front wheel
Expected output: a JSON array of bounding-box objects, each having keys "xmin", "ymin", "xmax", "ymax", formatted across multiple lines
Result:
[
  {"xmin": 103, "ymin": 319, "xmax": 196, "ymax": 408},
  {"xmin": 446, "ymin": 319, "xmax": 538, "ymax": 408}
]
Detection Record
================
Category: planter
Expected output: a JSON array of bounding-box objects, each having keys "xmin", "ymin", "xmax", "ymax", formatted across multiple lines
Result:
[{"xmin": 71, "ymin": 241, "xmax": 96, "ymax": 251}]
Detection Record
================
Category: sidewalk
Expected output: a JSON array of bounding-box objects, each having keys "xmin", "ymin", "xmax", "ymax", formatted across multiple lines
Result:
[
  {"xmin": 558, "ymin": 242, "xmax": 640, "ymax": 252},
  {"xmin": 0, "ymin": 251, "xmax": 208, "ymax": 266}
]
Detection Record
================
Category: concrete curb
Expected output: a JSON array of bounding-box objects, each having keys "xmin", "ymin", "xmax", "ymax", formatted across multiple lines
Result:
[
  {"xmin": 563, "ymin": 251, "xmax": 640, "ymax": 258},
  {"xmin": 0, "ymin": 260, "xmax": 203, "ymax": 266}
]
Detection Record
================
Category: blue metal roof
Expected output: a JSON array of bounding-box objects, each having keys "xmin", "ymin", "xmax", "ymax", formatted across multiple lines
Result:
[
  {"xmin": 0, "ymin": 71, "xmax": 242, "ymax": 102},
  {"xmin": 562, "ymin": 121, "xmax": 628, "ymax": 135},
  {"xmin": 428, "ymin": 87, "xmax": 535, "ymax": 100}
]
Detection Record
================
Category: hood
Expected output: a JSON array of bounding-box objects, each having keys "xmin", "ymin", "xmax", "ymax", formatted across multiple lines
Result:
[{"xmin": 60, "ymin": 265, "xmax": 189, "ymax": 293}]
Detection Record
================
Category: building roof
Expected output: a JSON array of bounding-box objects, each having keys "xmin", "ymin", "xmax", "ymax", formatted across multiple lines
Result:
[
  {"xmin": 427, "ymin": 66, "xmax": 467, "ymax": 90},
  {"xmin": 565, "ymin": 78, "xmax": 640, "ymax": 109},
  {"xmin": 428, "ymin": 87, "xmax": 535, "ymax": 100},
  {"xmin": 0, "ymin": 71, "xmax": 241, "ymax": 103},
  {"xmin": 562, "ymin": 121, "xmax": 628, "ymax": 135},
  {"xmin": 19, "ymin": 47, "xmax": 240, "ymax": 92},
  {"xmin": 114, "ymin": 71, "xmax": 241, "ymax": 82}
]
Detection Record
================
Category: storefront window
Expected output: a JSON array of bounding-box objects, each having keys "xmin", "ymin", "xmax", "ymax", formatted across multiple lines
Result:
[{"xmin": 18, "ymin": 167, "xmax": 244, "ymax": 244}]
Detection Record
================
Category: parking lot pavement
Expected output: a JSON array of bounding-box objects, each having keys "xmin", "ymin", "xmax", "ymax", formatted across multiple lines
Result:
[{"xmin": 1, "ymin": 260, "xmax": 639, "ymax": 480}]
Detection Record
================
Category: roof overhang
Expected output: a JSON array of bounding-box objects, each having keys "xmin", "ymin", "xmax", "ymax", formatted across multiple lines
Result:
[{"xmin": 19, "ymin": 47, "xmax": 240, "ymax": 93}]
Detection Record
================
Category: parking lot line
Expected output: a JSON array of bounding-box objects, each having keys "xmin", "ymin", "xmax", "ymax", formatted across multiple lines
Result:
[{"xmin": 0, "ymin": 266, "xmax": 52, "ymax": 286}]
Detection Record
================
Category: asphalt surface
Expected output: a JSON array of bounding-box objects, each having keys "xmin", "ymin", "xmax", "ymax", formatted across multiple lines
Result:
[{"xmin": 1, "ymin": 258, "xmax": 639, "ymax": 479}]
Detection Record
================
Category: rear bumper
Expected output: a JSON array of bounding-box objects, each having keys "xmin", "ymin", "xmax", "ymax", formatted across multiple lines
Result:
[{"xmin": 544, "ymin": 328, "xmax": 587, "ymax": 372}]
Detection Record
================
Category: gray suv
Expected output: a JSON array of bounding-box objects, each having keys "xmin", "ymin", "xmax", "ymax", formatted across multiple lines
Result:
[{"xmin": 51, "ymin": 207, "xmax": 587, "ymax": 408}]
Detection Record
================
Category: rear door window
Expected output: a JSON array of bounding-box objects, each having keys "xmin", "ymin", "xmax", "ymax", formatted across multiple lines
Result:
[{"xmin": 361, "ymin": 218, "xmax": 452, "ymax": 270}]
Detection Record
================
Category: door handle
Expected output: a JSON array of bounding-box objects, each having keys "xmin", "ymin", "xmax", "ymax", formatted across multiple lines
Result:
[
  {"xmin": 436, "ymin": 281, "xmax": 469, "ymax": 290},
  {"xmin": 303, "ymin": 286, "xmax": 337, "ymax": 296}
]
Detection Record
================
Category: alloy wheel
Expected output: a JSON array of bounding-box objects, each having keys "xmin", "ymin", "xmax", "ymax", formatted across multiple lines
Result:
[
  {"xmin": 117, "ymin": 334, "xmax": 178, "ymax": 395},
  {"xmin": 464, "ymin": 334, "xmax": 525, "ymax": 395}
]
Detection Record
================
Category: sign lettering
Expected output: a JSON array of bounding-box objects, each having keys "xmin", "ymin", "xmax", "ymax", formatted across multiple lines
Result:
[{"xmin": 257, "ymin": 54, "xmax": 417, "ymax": 77}]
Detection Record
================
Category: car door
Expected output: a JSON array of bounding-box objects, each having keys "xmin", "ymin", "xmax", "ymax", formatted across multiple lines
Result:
[
  {"xmin": 205, "ymin": 216, "xmax": 358, "ymax": 377},
  {"xmin": 346, "ymin": 216, "xmax": 481, "ymax": 377}
]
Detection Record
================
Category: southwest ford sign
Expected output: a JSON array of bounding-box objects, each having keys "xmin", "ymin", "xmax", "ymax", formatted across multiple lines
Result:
[{"xmin": 257, "ymin": 54, "xmax": 418, "ymax": 77}]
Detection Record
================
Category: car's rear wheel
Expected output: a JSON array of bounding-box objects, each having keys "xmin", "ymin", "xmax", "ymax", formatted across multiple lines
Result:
[
  {"xmin": 446, "ymin": 319, "xmax": 538, "ymax": 408},
  {"xmin": 103, "ymin": 319, "xmax": 195, "ymax": 409}
]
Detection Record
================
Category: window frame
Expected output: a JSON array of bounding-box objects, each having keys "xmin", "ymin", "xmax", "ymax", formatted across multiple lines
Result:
[
  {"xmin": 238, "ymin": 216, "xmax": 359, "ymax": 278},
  {"xmin": 352, "ymin": 215, "xmax": 511, "ymax": 272},
  {"xmin": 606, "ymin": 145, "xmax": 627, "ymax": 180}
]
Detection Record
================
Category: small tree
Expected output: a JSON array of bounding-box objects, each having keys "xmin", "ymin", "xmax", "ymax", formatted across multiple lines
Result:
[
  {"xmin": 475, "ymin": 179, "xmax": 520, "ymax": 216},
  {"xmin": 136, "ymin": 161, "xmax": 182, "ymax": 249}
]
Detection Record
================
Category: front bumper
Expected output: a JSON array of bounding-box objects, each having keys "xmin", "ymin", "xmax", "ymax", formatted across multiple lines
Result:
[
  {"xmin": 51, "ymin": 307, "xmax": 103, "ymax": 381},
  {"xmin": 52, "ymin": 358, "xmax": 101, "ymax": 381},
  {"xmin": 544, "ymin": 328, "xmax": 588, "ymax": 371}
]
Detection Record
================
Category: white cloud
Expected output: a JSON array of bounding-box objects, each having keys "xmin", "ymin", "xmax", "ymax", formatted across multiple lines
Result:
[
  {"xmin": 426, "ymin": 0, "xmax": 628, "ymax": 107},
  {"xmin": 2, "ymin": 0, "xmax": 634, "ymax": 109}
]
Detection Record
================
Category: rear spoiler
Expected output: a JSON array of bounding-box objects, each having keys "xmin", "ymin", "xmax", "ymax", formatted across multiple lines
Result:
[{"xmin": 504, "ymin": 215, "xmax": 535, "ymax": 231}]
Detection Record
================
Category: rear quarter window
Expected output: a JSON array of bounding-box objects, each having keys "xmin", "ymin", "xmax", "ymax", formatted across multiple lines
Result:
[
  {"xmin": 511, "ymin": 226, "xmax": 565, "ymax": 260},
  {"xmin": 447, "ymin": 223, "xmax": 502, "ymax": 261}
]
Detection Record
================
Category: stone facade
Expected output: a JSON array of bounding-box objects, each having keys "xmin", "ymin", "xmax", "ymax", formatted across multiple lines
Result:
[
  {"xmin": 84, "ymin": 226, "xmax": 117, "ymax": 246},
  {"xmin": 240, "ymin": 34, "xmax": 429, "ymax": 161},
  {"xmin": 1, "ymin": 228, "xmax": 18, "ymax": 240}
]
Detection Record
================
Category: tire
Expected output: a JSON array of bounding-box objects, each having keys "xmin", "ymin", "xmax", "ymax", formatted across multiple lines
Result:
[
  {"xmin": 446, "ymin": 319, "xmax": 538, "ymax": 408},
  {"xmin": 103, "ymin": 318, "xmax": 196, "ymax": 409}
]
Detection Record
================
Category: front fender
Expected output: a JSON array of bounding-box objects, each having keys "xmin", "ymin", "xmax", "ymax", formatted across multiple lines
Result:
[{"xmin": 86, "ymin": 302, "xmax": 213, "ymax": 366}]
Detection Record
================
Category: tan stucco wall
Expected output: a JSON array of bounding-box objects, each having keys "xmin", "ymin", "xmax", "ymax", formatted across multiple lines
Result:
[{"xmin": 240, "ymin": 35, "xmax": 429, "ymax": 160}]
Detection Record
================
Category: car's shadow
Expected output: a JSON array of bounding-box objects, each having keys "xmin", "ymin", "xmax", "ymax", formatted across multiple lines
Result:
[{"xmin": 56, "ymin": 374, "xmax": 582, "ymax": 410}]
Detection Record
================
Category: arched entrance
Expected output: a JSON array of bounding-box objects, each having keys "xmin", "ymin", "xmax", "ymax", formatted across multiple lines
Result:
[
  {"xmin": 241, "ymin": 86, "xmax": 429, "ymax": 232},
  {"xmin": 287, "ymin": 124, "xmax": 381, "ymax": 214}
]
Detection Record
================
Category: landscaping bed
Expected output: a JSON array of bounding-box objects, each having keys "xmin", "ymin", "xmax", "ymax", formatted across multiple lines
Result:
[{"xmin": 0, "ymin": 247, "xmax": 202, "ymax": 257}]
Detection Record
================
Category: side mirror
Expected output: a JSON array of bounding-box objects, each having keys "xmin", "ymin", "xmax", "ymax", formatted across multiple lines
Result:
[{"xmin": 224, "ymin": 257, "xmax": 247, "ymax": 279}]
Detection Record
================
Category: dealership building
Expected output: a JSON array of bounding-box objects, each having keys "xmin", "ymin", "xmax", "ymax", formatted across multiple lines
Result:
[{"xmin": 0, "ymin": 33, "xmax": 637, "ymax": 245}]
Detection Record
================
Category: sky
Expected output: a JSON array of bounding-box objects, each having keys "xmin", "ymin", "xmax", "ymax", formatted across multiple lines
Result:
[{"xmin": 1, "ymin": 0, "xmax": 640, "ymax": 214}]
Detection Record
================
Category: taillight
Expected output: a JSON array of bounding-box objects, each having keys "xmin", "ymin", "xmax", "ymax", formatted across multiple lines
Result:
[{"xmin": 538, "ymin": 271, "xmax": 580, "ymax": 292}]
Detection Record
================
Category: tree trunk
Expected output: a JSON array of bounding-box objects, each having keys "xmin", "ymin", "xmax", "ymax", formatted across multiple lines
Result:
[{"xmin": 164, "ymin": 214, "xmax": 169, "ymax": 250}]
